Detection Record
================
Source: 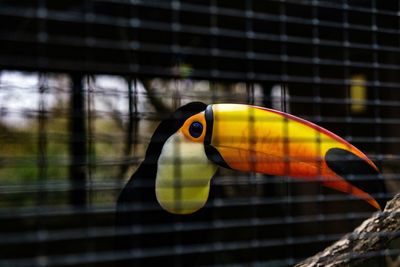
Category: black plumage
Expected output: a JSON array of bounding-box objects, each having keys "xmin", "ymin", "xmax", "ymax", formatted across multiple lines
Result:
[{"xmin": 115, "ymin": 102, "xmax": 217, "ymax": 266}]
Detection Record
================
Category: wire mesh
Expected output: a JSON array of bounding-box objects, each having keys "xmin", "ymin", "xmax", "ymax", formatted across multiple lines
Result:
[{"xmin": 0, "ymin": 1, "xmax": 399, "ymax": 267}]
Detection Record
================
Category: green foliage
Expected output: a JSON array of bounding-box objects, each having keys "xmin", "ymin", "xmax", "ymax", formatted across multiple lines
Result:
[{"xmin": 0, "ymin": 103, "xmax": 129, "ymax": 207}]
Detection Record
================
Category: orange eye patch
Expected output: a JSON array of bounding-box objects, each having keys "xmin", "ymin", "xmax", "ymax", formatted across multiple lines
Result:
[{"xmin": 180, "ymin": 112, "xmax": 207, "ymax": 143}]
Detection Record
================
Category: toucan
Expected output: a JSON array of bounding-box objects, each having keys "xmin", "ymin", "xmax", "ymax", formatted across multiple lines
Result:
[{"xmin": 115, "ymin": 102, "xmax": 386, "ymax": 266}]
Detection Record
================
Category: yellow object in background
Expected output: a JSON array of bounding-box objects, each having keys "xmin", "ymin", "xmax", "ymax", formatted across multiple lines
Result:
[{"xmin": 350, "ymin": 74, "xmax": 367, "ymax": 113}]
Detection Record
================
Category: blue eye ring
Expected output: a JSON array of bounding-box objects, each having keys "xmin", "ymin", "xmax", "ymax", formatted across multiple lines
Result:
[{"xmin": 189, "ymin": 121, "xmax": 203, "ymax": 138}]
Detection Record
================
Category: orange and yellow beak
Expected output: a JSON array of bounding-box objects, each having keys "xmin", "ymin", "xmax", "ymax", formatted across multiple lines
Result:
[{"xmin": 204, "ymin": 104, "xmax": 382, "ymax": 210}]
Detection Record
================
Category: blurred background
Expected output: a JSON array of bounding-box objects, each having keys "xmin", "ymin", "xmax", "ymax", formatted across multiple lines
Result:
[{"xmin": 0, "ymin": 0, "xmax": 399, "ymax": 266}]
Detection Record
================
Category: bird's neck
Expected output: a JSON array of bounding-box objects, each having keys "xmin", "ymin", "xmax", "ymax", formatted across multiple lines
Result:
[{"xmin": 117, "ymin": 160, "xmax": 158, "ymax": 206}]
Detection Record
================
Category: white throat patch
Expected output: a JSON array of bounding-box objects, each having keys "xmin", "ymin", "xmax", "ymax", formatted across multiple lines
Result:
[{"xmin": 155, "ymin": 132, "xmax": 218, "ymax": 214}]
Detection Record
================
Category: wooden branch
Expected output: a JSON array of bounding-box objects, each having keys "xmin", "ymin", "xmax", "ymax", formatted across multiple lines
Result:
[{"xmin": 295, "ymin": 193, "xmax": 400, "ymax": 267}]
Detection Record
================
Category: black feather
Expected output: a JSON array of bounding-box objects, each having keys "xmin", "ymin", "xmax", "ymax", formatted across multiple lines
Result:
[{"xmin": 115, "ymin": 102, "xmax": 211, "ymax": 266}]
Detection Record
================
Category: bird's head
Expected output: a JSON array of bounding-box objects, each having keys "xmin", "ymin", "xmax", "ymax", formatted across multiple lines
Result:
[{"xmin": 130, "ymin": 102, "xmax": 384, "ymax": 215}]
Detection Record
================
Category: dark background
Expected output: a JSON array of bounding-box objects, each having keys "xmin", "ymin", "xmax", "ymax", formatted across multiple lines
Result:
[{"xmin": 0, "ymin": 1, "xmax": 399, "ymax": 266}]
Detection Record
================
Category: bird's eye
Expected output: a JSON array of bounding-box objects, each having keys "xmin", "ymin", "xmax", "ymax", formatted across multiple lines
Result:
[{"xmin": 189, "ymin": 121, "xmax": 203, "ymax": 138}]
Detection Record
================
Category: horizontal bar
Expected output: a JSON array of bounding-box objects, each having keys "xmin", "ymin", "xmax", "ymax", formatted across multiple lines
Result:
[
  {"xmin": 1, "ymin": 6, "xmax": 399, "ymax": 52},
  {"xmin": 97, "ymin": 0, "xmax": 399, "ymax": 18},
  {"xmin": 1, "ymin": 233, "xmax": 398, "ymax": 266},
  {"xmin": 0, "ymin": 191, "xmax": 396, "ymax": 219},
  {"xmin": 0, "ymin": 210, "xmax": 378, "ymax": 245},
  {"xmin": 0, "ymin": 172, "xmax": 398, "ymax": 194}
]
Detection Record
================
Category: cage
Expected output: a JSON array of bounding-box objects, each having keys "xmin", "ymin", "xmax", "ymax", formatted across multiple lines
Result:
[{"xmin": 0, "ymin": 1, "xmax": 399, "ymax": 267}]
